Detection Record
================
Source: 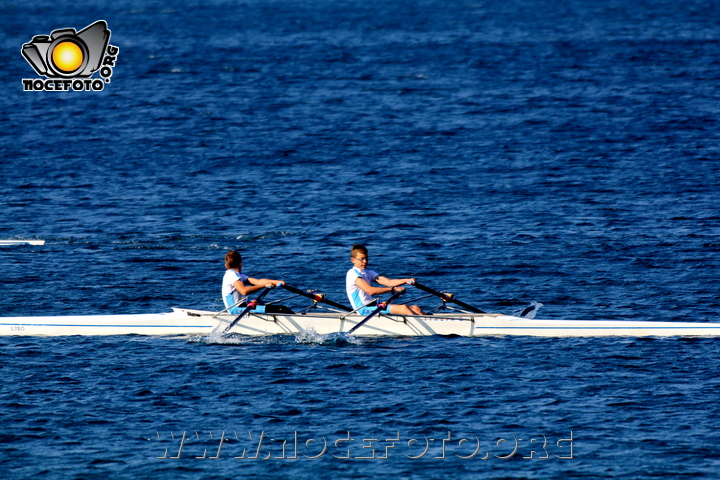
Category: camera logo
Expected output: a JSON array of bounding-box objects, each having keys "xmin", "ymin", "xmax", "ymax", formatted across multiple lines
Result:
[{"xmin": 21, "ymin": 20, "xmax": 120, "ymax": 92}]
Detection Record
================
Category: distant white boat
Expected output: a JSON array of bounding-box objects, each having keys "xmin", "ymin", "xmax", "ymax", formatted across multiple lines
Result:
[{"xmin": 0, "ymin": 240, "xmax": 45, "ymax": 246}]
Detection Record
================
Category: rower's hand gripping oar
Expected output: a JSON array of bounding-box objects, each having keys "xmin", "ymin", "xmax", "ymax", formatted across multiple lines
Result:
[
  {"xmin": 222, "ymin": 287, "xmax": 274, "ymax": 335},
  {"xmin": 281, "ymin": 284, "xmax": 353, "ymax": 312},
  {"xmin": 412, "ymin": 282, "xmax": 486, "ymax": 314},
  {"xmin": 347, "ymin": 289, "xmax": 406, "ymax": 335}
]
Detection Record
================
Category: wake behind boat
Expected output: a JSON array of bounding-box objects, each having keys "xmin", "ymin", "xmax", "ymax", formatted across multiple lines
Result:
[{"xmin": 3, "ymin": 283, "xmax": 720, "ymax": 337}]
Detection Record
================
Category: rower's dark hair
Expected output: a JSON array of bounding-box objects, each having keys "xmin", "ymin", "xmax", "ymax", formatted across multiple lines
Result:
[
  {"xmin": 351, "ymin": 244, "xmax": 368, "ymax": 257},
  {"xmin": 225, "ymin": 250, "xmax": 243, "ymax": 269}
]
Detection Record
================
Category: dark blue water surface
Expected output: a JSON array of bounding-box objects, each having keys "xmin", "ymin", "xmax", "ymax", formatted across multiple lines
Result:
[{"xmin": 2, "ymin": 0, "xmax": 720, "ymax": 478}]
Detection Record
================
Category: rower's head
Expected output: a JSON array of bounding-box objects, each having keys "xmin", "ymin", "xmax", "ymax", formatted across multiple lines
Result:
[
  {"xmin": 350, "ymin": 244, "xmax": 369, "ymax": 269},
  {"xmin": 225, "ymin": 250, "xmax": 243, "ymax": 270}
]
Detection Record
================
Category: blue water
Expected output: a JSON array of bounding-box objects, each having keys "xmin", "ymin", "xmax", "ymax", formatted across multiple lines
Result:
[{"xmin": 2, "ymin": 0, "xmax": 720, "ymax": 477}]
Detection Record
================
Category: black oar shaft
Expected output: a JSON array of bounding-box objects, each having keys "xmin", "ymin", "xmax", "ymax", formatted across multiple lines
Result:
[
  {"xmin": 347, "ymin": 290, "xmax": 405, "ymax": 334},
  {"xmin": 412, "ymin": 282, "xmax": 485, "ymax": 314},
  {"xmin": 223, "ymin": 287, "xmax": 273, "ymax": 334},
  {"xmin": 282, "ymin": 284, "xmax": 352, "ymax": 312}
]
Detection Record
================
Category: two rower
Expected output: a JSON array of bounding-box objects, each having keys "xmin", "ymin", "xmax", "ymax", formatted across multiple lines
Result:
[{"xmin": 222, "ymin": 244, "xmax": 424, "ymax": 315}]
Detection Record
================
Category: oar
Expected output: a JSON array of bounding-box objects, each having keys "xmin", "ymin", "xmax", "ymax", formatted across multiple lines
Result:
[
  {"xmin": 222, "ymin": 287, "xmax": 274, "ymax": 335},
  {"xmin": 281, "ymin": 284, "xmax": 353, "ymax": 312},
  {"xmin": 347, "ymin": 289, "xmax": 406, "ymax": 335},
  {"xmin": 412, "ymin": 282, "xmax": 486, "ymax": 314}
]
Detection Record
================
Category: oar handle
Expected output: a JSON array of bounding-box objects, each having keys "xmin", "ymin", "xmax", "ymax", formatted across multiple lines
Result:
[
  {"xmin": 282, "ymin": 284, "xmax": 353, "ymax": 312},
  {"xmin": 347, "ymin": 289, "xmax": 406, "ymax": 335},
  {"xmin": 412, "ymin": 282, "xmax": 485, "ymax": 314},
  {"xmin": 223, "ymin": 287, "xmax": 274, "ymax": 334}
]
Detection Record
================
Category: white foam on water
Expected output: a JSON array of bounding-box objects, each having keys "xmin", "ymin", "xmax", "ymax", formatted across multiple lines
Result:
[
  {"xmin": 191, "ymin": 329, "xmax": 285, "ymax": 345},
  {"xmin": 294, "ymin": 327, "xmax": 363, "ymax": 346}
]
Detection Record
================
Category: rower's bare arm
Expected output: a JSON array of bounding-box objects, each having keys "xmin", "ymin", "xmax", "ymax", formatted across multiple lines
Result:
[
  {"xmin": 355, "ymin": 277, "xmax": 394, "ymax": 295},
  {"xmin": 233, "ymin": 279, "xmax": 266, "ymax": 296},
  {"xmin": 376, "ymin": 276, "xmax": 415, "ymax": 288},
  {"xmin": 249, "ymin": 277, "xmax": 285, "ymax": 288}
]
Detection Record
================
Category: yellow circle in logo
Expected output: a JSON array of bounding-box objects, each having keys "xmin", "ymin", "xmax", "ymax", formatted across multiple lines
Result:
[{"xmin": 52, "ymin": 41, "xmax": 84, "ymax": 73}]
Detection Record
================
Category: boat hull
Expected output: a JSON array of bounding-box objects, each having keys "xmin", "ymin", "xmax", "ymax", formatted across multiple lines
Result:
[
  {"xmin": 223, "ymin": 312, "xmax": 720, "ymax": 337},
  {"xmin": 3, "ymin": 309, "xmax": 720, "ymax": 337},
  {"xmin": 0, "ymin": 309, "xmax": 216, "ymax": 336}
]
